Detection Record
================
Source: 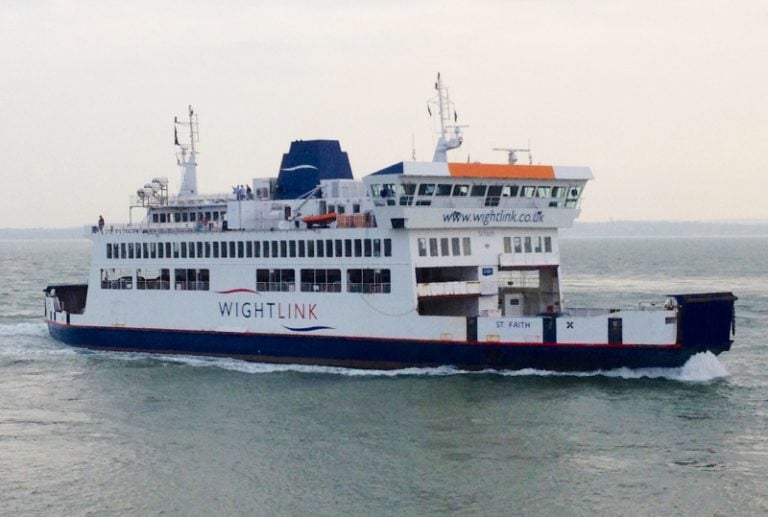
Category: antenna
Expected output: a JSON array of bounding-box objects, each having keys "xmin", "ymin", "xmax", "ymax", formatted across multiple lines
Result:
[
  {"xmin": 493, "ymin": 144, "xmax": 533, "ymax": 165},
  {"xmin": 174, "ymin": 105, "xmax": 199, "ymax": 197},
  {"xmin": 428, "ymin": 73, "xmax": 467, "ymax": 162}
]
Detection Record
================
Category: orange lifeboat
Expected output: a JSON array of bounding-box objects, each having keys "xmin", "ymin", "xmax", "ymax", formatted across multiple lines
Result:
[{"xmin": 301, "ymin": 212, "xmax": 337, "ymax": 227}]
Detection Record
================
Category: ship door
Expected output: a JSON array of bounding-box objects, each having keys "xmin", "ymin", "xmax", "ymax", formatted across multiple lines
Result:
[
  {"xmin": 608, "ymin": 318, "xmax": 623, "ymax": 345},
  {"xmin": 503, "ymin": 294, "xmax": 524, "ymax": 317}
]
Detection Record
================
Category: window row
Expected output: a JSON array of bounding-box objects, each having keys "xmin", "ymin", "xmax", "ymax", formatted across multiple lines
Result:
[
  {"xmin": 256, "ymin": 268, "xmax": 392, "ymax": 294},
  {"xmin": 417, "ymin": 236, "xmax": 472, "ymax": 258},
  {"xmin": 503, "ymin": 236, "xmax": 553, "ymax": 254},
  {"xmin": 106, "ymin": 238, "xmax": 393, "ymax": 260},
  {"xmin": 372, "ymin": 182, "xmax": 582, "ymax": 207},
  {"xmin": 99, "ymin": 267, "xmax": 391, "ymax": 294},
  {"xmin": 151, "ymin": 210, "xmax": 225, "ymax": 224},
  {"xmin": 101, "ymin": 268, "xmax": 210, "ymax": 291}
]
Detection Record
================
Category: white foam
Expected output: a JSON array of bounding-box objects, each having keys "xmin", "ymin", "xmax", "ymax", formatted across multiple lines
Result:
[
  {"xmin": 0, "ymin": 321, "xmax": 48, "ymax": 337},
  {"xmin": 77, "ymin": 347, "xmax": 730, "ymax": 382},
  {"xmin": 117, "ymin": 352, "xmax": 726, "ymax": 381},
  {"xmin": 146, "ymin": 354, "xmax": 464, "ymax": 377},
  {"xmin": 678, "ymin": 351, "xmax": 729, "ymax": 381},
  {"xmin": 0, "ymin": 321, "xmax": 77, "ymax": 358},
  {"xmin": 493, "ymin": 351, "xmax": 728, "ymax": 382}
]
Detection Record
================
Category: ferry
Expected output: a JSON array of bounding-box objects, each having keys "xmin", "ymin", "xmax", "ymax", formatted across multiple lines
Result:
[{"xmin": 44, "ymin": 76, "xmax": 737, "ymax": 371}]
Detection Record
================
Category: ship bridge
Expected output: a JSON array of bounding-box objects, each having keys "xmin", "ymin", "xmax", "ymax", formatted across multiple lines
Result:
[{"xmin": 364, "ymin": 161, "xmax": 593, "ymax": 230}]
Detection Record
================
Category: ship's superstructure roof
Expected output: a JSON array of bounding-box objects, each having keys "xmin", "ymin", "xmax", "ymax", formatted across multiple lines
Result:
[{"xmin": 370, "ymin": 161, "xmax": 593, "ymax": 181}]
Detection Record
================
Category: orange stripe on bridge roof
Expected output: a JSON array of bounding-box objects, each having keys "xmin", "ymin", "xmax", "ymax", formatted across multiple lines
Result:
[{"xmin": 448, "ymin": 163, "xmax": 555, "ymax": 179}]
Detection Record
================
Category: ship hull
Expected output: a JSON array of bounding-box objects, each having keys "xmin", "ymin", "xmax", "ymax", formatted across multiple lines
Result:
[{"xmin": 46, "ymin": 321, "xmax": 727, "ymax": 372}]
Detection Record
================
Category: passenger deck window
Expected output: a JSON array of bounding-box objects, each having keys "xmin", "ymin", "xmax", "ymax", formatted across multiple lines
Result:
[
  {"xmin": 101, "ymin": 268, "xmax": 133, "ymax": 289},
  {"xmin": 256, "ymin": 268, "xmax": 295, "ymax": 292},
  {"xmin": 174, "ymin": 268, "xmax": 210, "ymax": 291}
]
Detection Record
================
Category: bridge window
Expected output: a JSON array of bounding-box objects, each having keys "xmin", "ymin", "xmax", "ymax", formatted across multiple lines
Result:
[
  {"xmin": 501, "ymin": 185, "xmax": 519, "ymax": 197},
  {"xmin": 418, "ymin": 184, "xmax": 436, "ymax": 196},
  {"xmin": 470, "ymin": 185, "xmax": 487, "ymax": 197},
  {"xmin": 452, "ymin": 184, "xmax": 469, "ymax": 197},
  {"xmin": 486, "ymin": 185, "xmax": 502, "ymax": 206},
  {"xmin": 565, "ymin": 186, "xmax": 582, "ymax": 208},
  {"xmin": 436, "ymin": 184, "xmax": 452, "ymax": 196},
  {"xmin": 522, "ymin": 186, "xmax": 536, "ymax": 198},
  {"xmin": 536, "ymin": 186, "xmax": 551, "ymax": 198}
]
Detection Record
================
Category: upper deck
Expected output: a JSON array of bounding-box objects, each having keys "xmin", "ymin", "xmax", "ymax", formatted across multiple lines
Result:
[{"xmin": 363, "ymin": 160, "xmax": 592, "ymax": 230}]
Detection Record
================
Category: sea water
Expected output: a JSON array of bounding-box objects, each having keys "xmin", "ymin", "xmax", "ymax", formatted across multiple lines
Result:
[{"xmin": 0, "ymin": 237, "xmax": 766, "ymax": 515}]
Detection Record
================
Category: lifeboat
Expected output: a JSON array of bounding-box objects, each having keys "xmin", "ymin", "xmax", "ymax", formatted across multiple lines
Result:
[{"xmin": 301, "ymin": 212, "xmax": 337, "ymax": 227}]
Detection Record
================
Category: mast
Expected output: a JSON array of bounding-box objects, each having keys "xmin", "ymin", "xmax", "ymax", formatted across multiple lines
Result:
[
  {"xmin": 174, "ymin": 105, "xmax": 199, "ymax": 197},
  {"xmin": 429, "ymin": 73, "xmax": 465, "ymax": 162}
]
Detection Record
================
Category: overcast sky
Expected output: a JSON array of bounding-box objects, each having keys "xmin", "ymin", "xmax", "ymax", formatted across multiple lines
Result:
[{"xmin": 1, "ymin": 0, "xmax": 766, "ymax": 228}]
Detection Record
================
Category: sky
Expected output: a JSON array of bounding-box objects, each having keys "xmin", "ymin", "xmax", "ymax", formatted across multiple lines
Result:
[{"xmin": 1, "ymin": 0, "xmax": 767, "ymax": 228}]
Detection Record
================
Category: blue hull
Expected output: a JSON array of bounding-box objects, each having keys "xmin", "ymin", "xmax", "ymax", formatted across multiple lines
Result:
[{"xmin": 46, "ymin": 322, "xmax": 721, "ymax": 372}]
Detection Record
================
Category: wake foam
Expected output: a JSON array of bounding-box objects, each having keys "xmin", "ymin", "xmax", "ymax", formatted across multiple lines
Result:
[
  {"xmin": 0, "ymin": 321, "xmax": 76, "ymax": 358},
  {"xmin": 103, "ymin": 350, "xmax": 728, "ymax": 381},
  {"xmin": 0, "ymin": 321, "xmax": 48, "ymax": 338},
  {"xmin": 494, "ymin": 351, "xmax": 728, "ymax": 382}
]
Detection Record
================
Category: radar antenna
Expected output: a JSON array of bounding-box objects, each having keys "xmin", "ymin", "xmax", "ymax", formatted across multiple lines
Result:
[
  {"xmin": 428, "ymin": 73, "xmax": 467, "ymax": 162},
  {"xmin": 174, "ymin": 105, "xmax": 199, "ymax": 197},
  {"xmin": 493, "ymin": 144, "xmax": 533, "ymax": 165}
]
